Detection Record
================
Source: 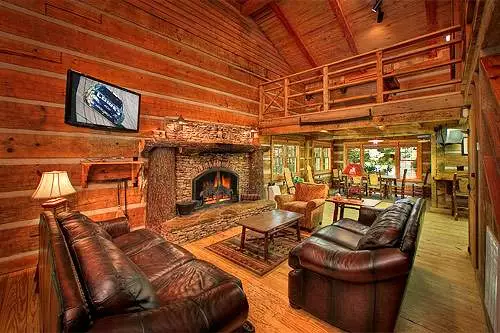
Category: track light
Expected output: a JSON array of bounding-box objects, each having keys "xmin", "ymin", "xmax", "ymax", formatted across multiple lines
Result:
[
  {"xmin": 376, "ymin": 8, "xmax": 384, "ymax": 23},
  {"xmin": 372, "ymin": 0, "xmax": 383, "ymax": 13}
]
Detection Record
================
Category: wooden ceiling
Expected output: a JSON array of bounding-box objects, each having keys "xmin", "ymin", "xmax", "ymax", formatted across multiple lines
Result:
[{"xmin": 237, "ymin": 0, "xmax": 455, "ymax": 73}]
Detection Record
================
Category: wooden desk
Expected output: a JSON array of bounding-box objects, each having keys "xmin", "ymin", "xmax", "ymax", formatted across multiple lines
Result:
[{"xmin": 326, "ymin": 197, "xmax": 382, "ymax": 222}]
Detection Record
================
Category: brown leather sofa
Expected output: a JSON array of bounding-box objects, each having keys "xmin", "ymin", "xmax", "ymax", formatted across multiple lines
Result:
[
  {"xmin": 288, "ymin": 198, "xmax": 425, "ymax": 332},
  {"xmin": 275, "ymin": 182, "xmax": 329, "ymax": 231},
  {"xmin": 38, "ymin": 210, "xmax": 249, "ymax": 333}
]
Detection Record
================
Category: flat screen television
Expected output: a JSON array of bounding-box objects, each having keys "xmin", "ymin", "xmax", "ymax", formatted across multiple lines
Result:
[{"xmin": 65, "ymin": 70, "xmax": 141, "ymax": 132}]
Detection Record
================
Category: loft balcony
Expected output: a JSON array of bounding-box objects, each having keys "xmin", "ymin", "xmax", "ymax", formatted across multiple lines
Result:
[{"xmin": 259, "ymin": 25, "xmax": 465, "ymax": 135}]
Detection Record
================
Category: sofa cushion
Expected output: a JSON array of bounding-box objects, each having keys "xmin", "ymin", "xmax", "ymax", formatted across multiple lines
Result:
[
  {"xmin": 313, "ymin": 226, "xmax": 363, "ymax": 250},
  {"xmin": 400, "ymin": 198, "xmax": 423, "ymax": 253},
  {"xmin": 72, "ymin": 235, "xmax": 159, "ymax": 316},
  {"xmin": 334, "ymin": 219, "xmax": 370, "ymax": 235},
  {"xmin": 294, "ymin": 182, "xmax": 328, "ymax": 202},
  {"xmin": 113, "ymin": 229, "xmax": 166, "ymax": 257},
  {"xmin": 283, "ymin": 201, "xmax": 308, "ymax": 213},
  {"xmin": 154, "ymin": 260, "xmax": 248, "ymax": 332},
  {"xmin": 153, "ymin": 259, "xmax": 242, "ymax": 303},
  {"xmin": 356, "ymin": 202, "xmax": 413, "ymax": 250},
  {"xmin": 128, "ymin": 241, "xmax": 195, "ymax": 282},
  {"xmin": 57, "ymin": 211, "xmax": 112, "ymax": 244}
]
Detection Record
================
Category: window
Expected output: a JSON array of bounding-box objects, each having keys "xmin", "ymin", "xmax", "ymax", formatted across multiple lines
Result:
[
  {"xmin": 347, "ymin": 147, "xmax": 361, "ymax": 163},
  {"xmin": 344, "ymin": 142, "xmax": 422, "ymax": 180},
  {"xmin": 272, "ymin": 143, "xmax": 299, "ymax": 178},
  {"xmin": 272, "ymin": 145, "xmax": 284, "ymax": 175},
  {"xmin": 322, "ymin": 147, "xmax": 330, "ymax": 171},
  {"xmin": 313, "ymin": 146, "xmax": 330, "ymax": 172},
  {"xmin": 364, "ymin": 147, "xmax": 396, "ymax": 177},
  {"xmin": 287, "ymin": 145, "xmax": 298, "ymax": 173},
  {"xmin": 313, "ymin": 147, "xmax": 322, "ymax": 171},
  {"xmin": 400, "ymin": 146, "xmax": 418, "ymax": 178}
]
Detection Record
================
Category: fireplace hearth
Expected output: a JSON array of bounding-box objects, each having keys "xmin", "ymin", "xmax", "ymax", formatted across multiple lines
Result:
[{"xmin": 192, "ymin": 168, "xmax": 239, "ymax": 206}]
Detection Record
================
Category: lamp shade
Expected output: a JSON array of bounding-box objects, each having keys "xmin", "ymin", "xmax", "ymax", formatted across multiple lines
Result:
[
  {"xmin": 342, "ymin": 163, "xmax": 364, "ymax": 177},
  {"xmin": 32, "ymin": 171, "xmax": 76, "ymax": 200}
]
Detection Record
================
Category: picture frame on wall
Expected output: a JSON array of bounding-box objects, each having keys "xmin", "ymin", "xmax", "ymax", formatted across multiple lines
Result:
[{"xmin": 462, "ymin": 136, "xmax": 468, "ymax": 156}]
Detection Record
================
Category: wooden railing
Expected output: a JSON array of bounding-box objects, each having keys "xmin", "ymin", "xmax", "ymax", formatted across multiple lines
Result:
[{"xmin": 259, "ymin": 25, "xmax": 463, "ymax": 122}]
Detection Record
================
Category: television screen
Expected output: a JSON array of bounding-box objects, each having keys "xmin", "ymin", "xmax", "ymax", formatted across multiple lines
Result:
[{"xmin": 65, "ymin": 70, "xmax": 141, "ymax": 132}]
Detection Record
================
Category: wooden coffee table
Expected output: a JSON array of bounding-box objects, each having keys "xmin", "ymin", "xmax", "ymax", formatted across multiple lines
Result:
[
  {"xmin": 236, "ymin": 209, "xmax": 303, "ymax": 261},
  {"xmin": 326, "ymin": 197, "xmax": 382, "ymax": 222}
]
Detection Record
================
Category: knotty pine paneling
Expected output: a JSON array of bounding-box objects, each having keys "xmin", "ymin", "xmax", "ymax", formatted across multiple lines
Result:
[{"xmin": 0, "ymin": 0, "xmax": 291, "ymax": 273}]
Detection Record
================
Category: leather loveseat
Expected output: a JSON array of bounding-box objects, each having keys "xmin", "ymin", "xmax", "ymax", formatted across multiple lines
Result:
[
  {"xmin": 38, "ymin": 211, "xmax": 249, "ymax": 332},
  {"xmin": 275, "ymin": 182, "xmax": 329, "ymax": 231},
  {"xmin": 288, "ymin": 198, "xmax": 425, "ymax": 332}
]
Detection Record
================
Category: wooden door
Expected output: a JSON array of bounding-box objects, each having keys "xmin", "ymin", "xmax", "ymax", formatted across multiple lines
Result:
[{"xmin": 468, "ymin": 81, "xmax": 480, "ymax": 268}]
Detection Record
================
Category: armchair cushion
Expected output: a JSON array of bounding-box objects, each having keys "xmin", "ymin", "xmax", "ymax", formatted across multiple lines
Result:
[
  {"xmin": 294, "ymin": 182, "xmax": 328, "ymax": 202},
  {"xmin": 275, "ymin": 194, "xmax": 295, "ymax": 208},
  {"xmin": 282, "ymin": 201, "xmax": 308, "ymax": 213},
  {"xmin": 356, "ymin": 202, "xmax": 412, "ymax": 250}
]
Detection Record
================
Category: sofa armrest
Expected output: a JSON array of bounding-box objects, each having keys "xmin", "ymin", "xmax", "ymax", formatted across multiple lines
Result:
[
  {"xmin": 275, "ymin": 194, "xmax": 295, "ymax": 209},
  {"xmin": 96, "ymin": 216, "xmax": 130, "ymax": 238},
  {"xmin": 89, "ymin": 299, "xmax": 210, "ymax": 333},
  {"xmin": 306, "ymin": 198, "xmax": 325, "ymax": 210},
  {"xmin": 358, "ymin": 207, "xmax": 385, "ymax": 226},
  {"xmin": 290, "ymin": 240, "xmax": 410, "ymax": 283}
]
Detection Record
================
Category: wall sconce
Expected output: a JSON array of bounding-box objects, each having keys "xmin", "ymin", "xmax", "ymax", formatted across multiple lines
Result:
[
  {"xmin": 250, "ymin": 128, "xmax": 259, "ymax": 138},
  {"xmin": 173, "ymin": 115, "xmax": 188, "ymax": 131}
]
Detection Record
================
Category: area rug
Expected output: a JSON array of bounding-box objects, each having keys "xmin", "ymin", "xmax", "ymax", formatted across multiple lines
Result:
[{"xmin": 207, "ymin": 230, "xmax": 307, "ymax": 276}]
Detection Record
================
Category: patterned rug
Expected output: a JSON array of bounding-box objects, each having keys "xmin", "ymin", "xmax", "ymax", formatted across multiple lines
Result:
[{"xmin": 207, "ymin": 230, "xmax": 307, "ymax": 276}]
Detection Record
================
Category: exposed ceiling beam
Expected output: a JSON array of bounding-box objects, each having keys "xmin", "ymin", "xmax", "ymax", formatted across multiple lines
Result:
[
  {"xmin": 241, "ymin": 0, "xmax": 275, "ymax": 16},
  {"xmin": 270, "ymin": 3, "xmax": 318, "ymax": 68},
  {"xmin": 327, "ymin": 0, "xmax": 358, "ymax": 55}
]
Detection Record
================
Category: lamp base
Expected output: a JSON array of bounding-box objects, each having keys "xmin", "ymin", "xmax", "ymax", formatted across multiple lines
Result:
[{"xmin": 41, "ymin": 197, "xmax": 69, "ymax": 216}]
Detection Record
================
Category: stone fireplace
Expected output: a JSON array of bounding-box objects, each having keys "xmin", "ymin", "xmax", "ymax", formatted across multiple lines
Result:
[
  {"xmin": 140, "ymin": 119, "xmax": 267, "ymax": 236},
  {"xmin": 192, "ymin": 167, "xmax": 239, "ymax": 205}
]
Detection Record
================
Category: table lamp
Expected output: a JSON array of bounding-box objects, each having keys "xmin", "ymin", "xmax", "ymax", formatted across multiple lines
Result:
[
  {"xmin": 342, "ymin": 163, "xmax": 364, "ymax": 177},
  {"xmin": 32, "ymin": 171, "xmax": 76, "ymax": 215}
]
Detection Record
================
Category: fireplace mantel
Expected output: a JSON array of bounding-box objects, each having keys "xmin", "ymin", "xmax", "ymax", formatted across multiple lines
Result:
[{"xmin": 140, "ymin": 140, "xmax": 268, "ymax": 157}]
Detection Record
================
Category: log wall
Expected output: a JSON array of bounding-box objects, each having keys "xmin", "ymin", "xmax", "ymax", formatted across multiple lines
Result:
[{"xmin": 0, "ymin": 0, "xmax": 292, "ymax": 274}]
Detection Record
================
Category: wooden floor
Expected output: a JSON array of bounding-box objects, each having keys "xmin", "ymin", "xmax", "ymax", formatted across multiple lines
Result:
[{"xmin": 0, "ymin": 201, "xmax": 487, "ymax": 333}]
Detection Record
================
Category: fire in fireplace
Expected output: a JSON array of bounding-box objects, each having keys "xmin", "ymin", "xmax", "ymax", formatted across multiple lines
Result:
[{"xmin": 192, "ymin": 168, "xmax": 239, "ymax": 206}]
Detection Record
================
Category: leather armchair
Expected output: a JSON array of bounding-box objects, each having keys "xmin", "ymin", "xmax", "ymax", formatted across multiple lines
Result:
[
  {"xmin": 288, "ymin": 198, "xmax": 426, "ymax": 332},
  {"xmin": 275, "ymin": 182, "xmax": 329, "ymax": 231}
]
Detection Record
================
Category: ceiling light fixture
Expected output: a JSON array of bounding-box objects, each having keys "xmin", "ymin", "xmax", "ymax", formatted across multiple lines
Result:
[
  {"xmin": 445, "ymin": 34, "xmax": 451, "ymax": 42},
  {"xmin": 372, "ymin": 0, "xmax": 383, "ymax": 12},
  {"xmin": 376, "ymin": 8, "xmax": 384, "ymax": 23},
  {"xmin": 368, "ymin": 139, "xmax": 384, "ymax": 144},
  {"xmin": 320, "ymin": 130, "xmax": 329, "ymax": 133}
]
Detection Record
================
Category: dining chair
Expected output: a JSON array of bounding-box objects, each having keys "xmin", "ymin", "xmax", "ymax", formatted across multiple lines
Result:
[
  {"xmin": 331, "ymin": 168, "xmax": 346, "ymax": 194},
  {"xmin": 367, "ymin": 172, "xmax": 384, "ymax": 198},
  {"xmin": 391, "ymin": 169, "xmax": 407, "ymax": 199},
  {"xmin": 452, "ymin": 173, "xmax": 469, "ymax": 220},
  {"xmin": 412, "ymin": 169, "xmax": 431, "ymax": 198},
  {"xmin": 347, "ymin": 176, "xmax": 363, "ymax": 199}
]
